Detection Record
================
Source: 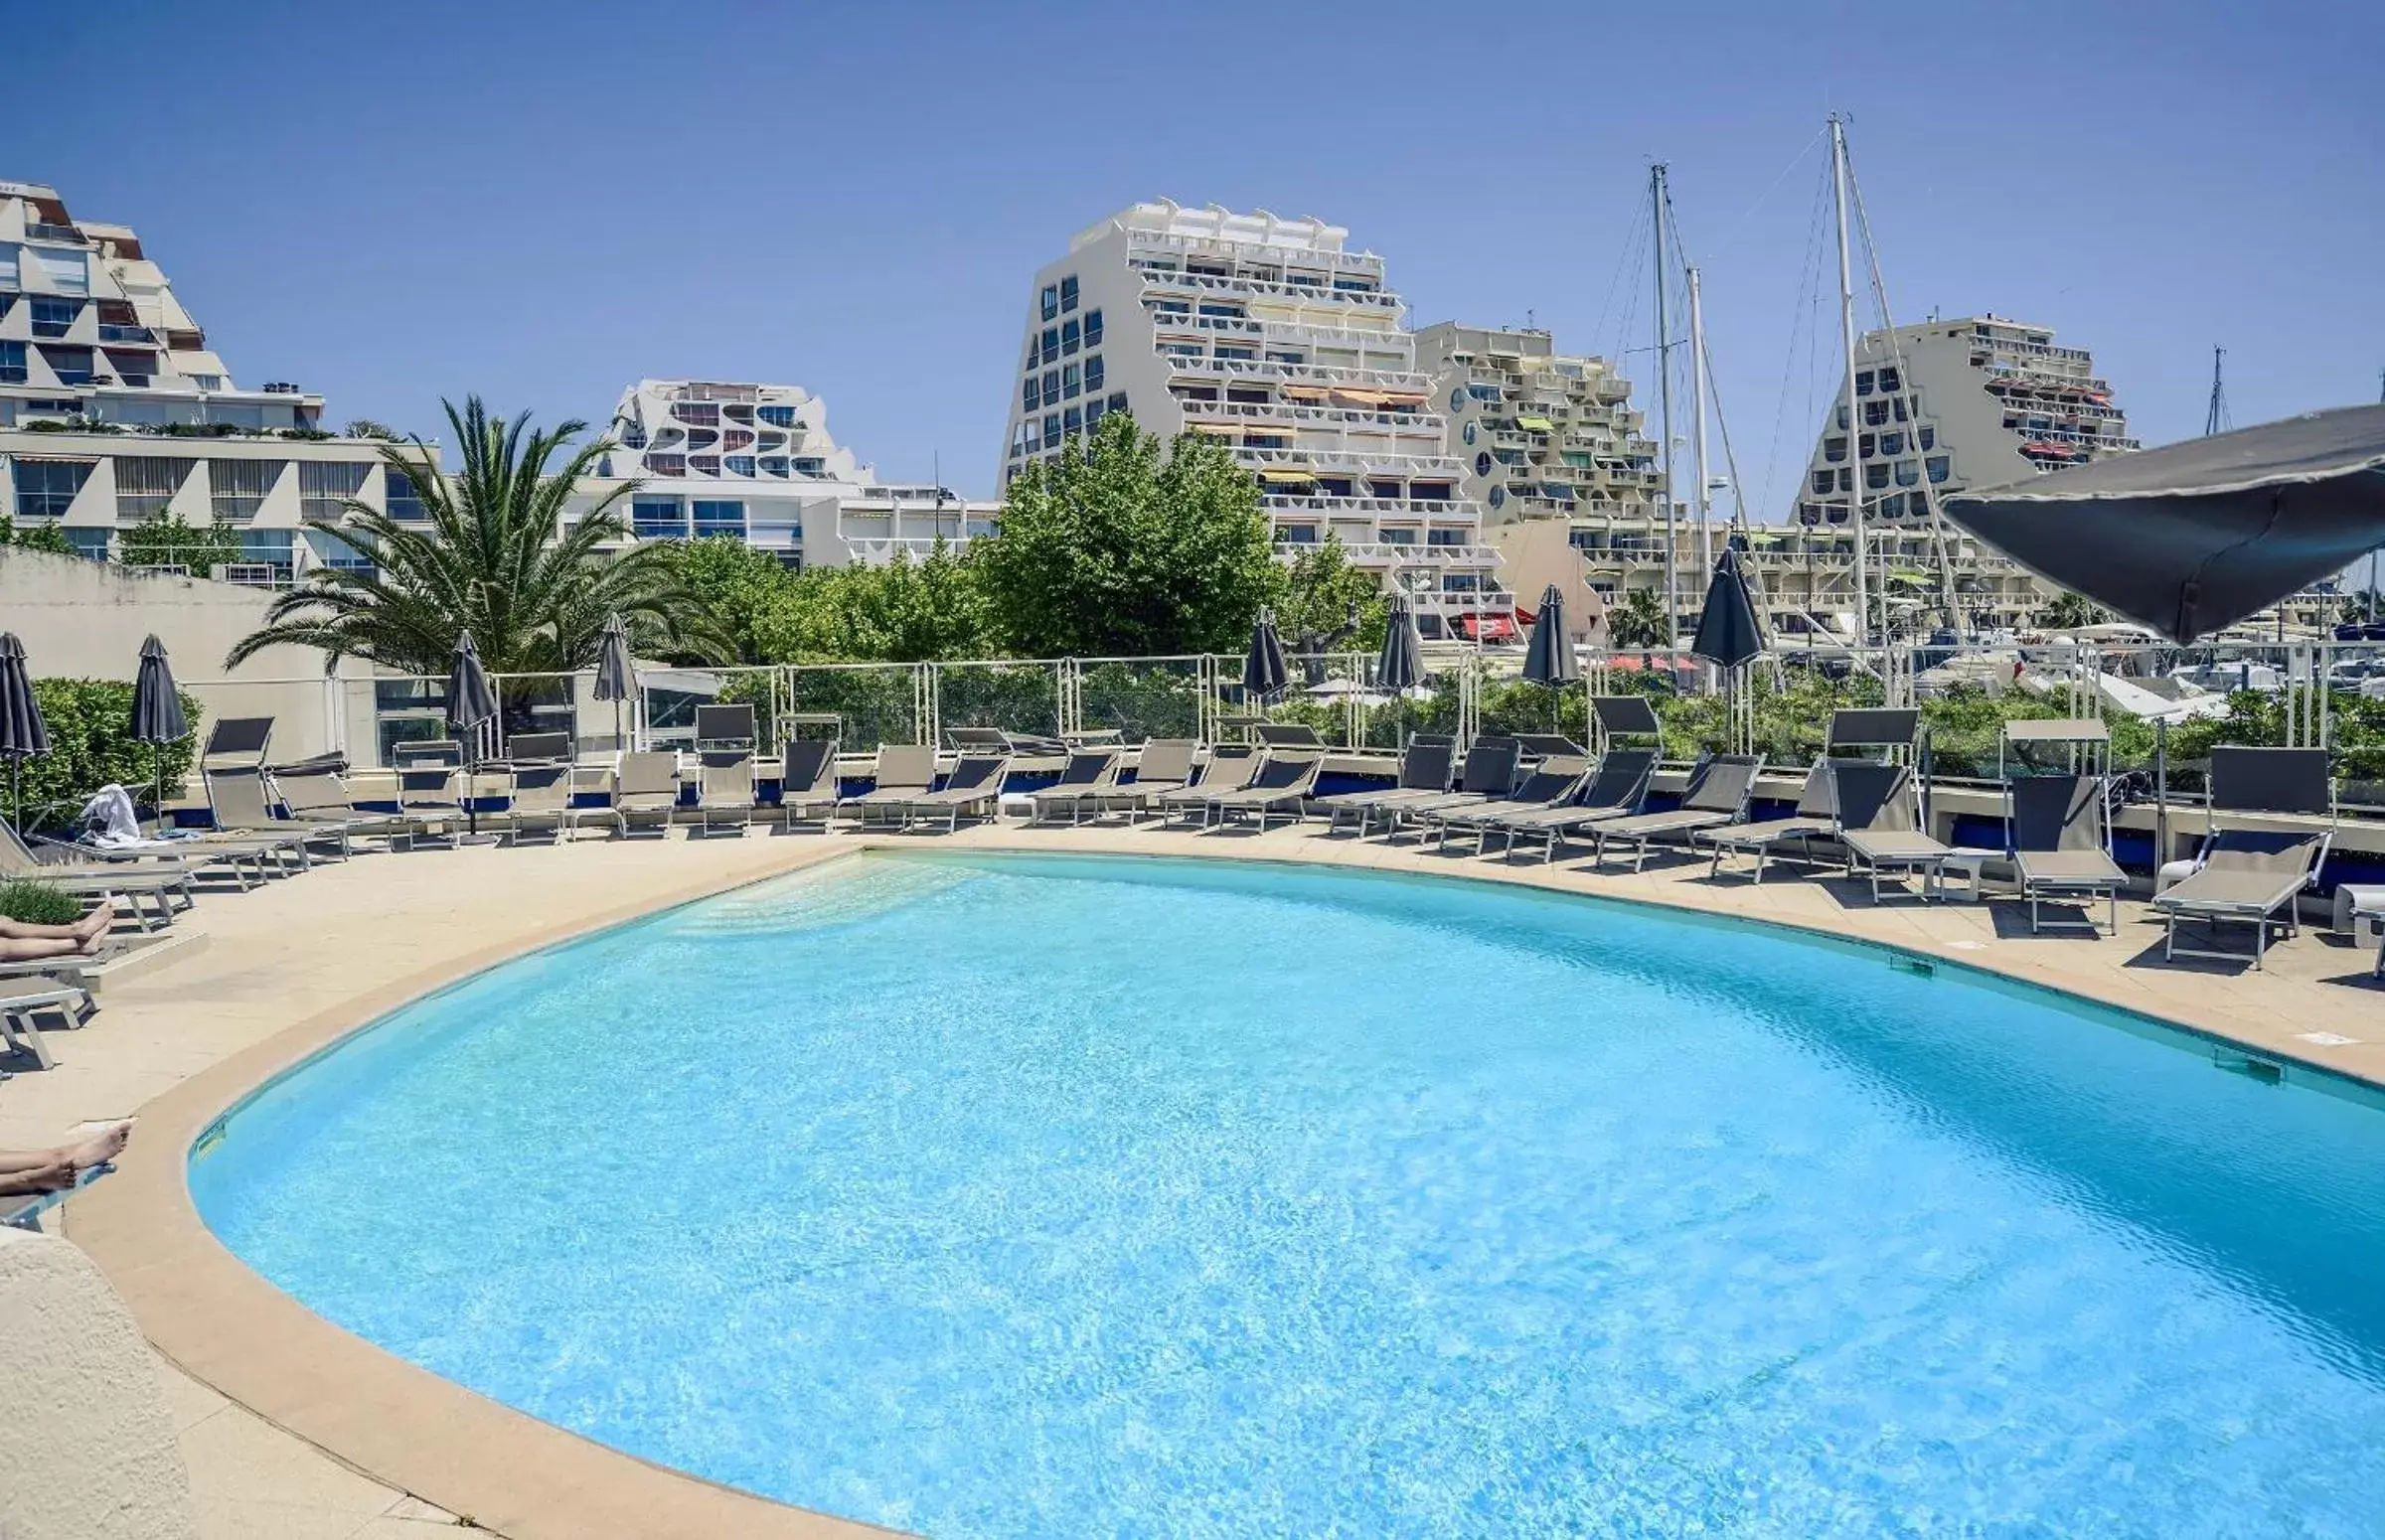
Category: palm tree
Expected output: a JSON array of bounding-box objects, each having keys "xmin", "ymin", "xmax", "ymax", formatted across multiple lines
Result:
[
  {"xmin": 229, "ymin": 396, "xmax": 721, "ymax": 679},
  {"xmin": 1607, "ymin": 587, "xmax": 1670, "ymax": 650},
  {"xmin": 2035, "ymin": 590, "xmax": 2109, "ymax": 631}
]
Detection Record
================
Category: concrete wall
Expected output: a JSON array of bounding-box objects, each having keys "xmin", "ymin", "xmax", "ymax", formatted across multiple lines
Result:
[
  {"xmin": 1492, "ymin": 520, "xmax": 1610, "ymax": 644},
  {"xmin": 0, "ymin": 1227, "xmax": 200, "ymax": 1540},
  {"xmin": 0, "ymin": 547, "xmax": 354, "ymax": 760}
]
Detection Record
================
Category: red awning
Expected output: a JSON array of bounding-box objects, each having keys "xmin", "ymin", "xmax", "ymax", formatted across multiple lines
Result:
[{"xmin": 1455, "ymin": 613, "xmax": 1517, "ymax": 641}]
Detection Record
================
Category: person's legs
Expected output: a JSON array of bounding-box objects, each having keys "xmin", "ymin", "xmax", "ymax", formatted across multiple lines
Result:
[
  {"xmin": 0, "ymin": 1120, "xmax": 133, "ymax": 1176},
  {"xmin": 0, "ymin": 1159, "xmax": 77, "ymax": 1196},
  {"xmin": 0, "ymin": 908, "xmax": 109, "ymax": 944},
  {"xmin": 0, "ymin": 936, "xmax": 87, "ymax": 963}
]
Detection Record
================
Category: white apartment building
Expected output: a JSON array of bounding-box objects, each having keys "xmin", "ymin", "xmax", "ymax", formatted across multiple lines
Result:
[
  {"xmin": 581, "ymin": 379, "xmax": 996, "ymax": 568},
  {"xmin": 0, "ymin": 179, "xmax": 433, "ymax": 582},
  {"xmin": 1000, "ymin": 201, "xmax": 1509, "ymax": 640},
  {"xmin": 1793, "ymin": 315, "xmax": 2137, "ymax": 531}
]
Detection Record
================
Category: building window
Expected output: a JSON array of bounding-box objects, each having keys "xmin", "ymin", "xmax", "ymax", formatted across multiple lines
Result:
[
  {"xmin": 756, "ymin": 404, "xmax": 797, "ymax": 427},
  {"xmin": 1061, "ymin": 319, "xmax": 1080, "ymax": 355},
  {"xmin": 1834, "ymin": 403, "xmax": 1849, "ymax": 430},
  {"xmin": 1894, "ymin": 460, "xmax": 1920, "ymax": 487},
  {"xmin": 209, "ymin": 458, "xmax": 284, "ymax": 522},
  {"xmin": 759, "ymin": 457, "xmax": 788, "ymax": 477},
  {"xmin": 1084, "ymin": 309, "xmax": 1102, "ymax": 347},
  {"xmin": 1836, "ymin": 468, "xmax": 1852, "ymax": 492},
  {"xmin": 1926, "ymin": 455, "xmax": 1951, "ymax": 484},
  {"xmin": 1041, "ymin": 370, "xmax": 1059, "ymax": 403},
  {"xmin": 1475, "ymin": 452, "xmax": 1493, "ymax": 477},
  {"xmin": 1428, "ymin": 528, "xmax": 1467, "ymax": 546},
  {"xmin": 297, "ymin": 460, "xmax": 368, "ymax": 521},
  {"xmin": 632, "ymin": 496, "xmax": 687, "ymax": 539},
  {"xmin": 1084, "ymin": 398, "xmax": 1105, "ymax": 429},
  {"xmin": 14, "ymin": 459, "xmax": 92, "ymax": 518},
  {"xmin": 30, "ymin": 298, "xmax": 80, "ymax": 338},
  {"xmin": 1823, "ymin": 436, "xmax": 1847, "ymax": 463},
  {"xmin": 1877, "ymin": 367, "xmax": 1901, "ymax": 392},
  {"xmin": 31, "ymin": 246, "xmax": 86, "ymax": 295},
  {"xmin": 1812, "ymin": 469, "xmax": 1835, "ymax": 495},
  {"xmin": 1084, "ymin": 355, "xmax": 1104, "ymax": 391},
  {"xmin": 1214, "ymin": 346, "xmax": 1253, "ymax": 361},
  {"xmin": 1918, "ymin": 425, "xmax": 1936, "ymax": 450},
  {"xmin": 1380, "ymin": 527, "xmax": 1416, "ymax": 544},
  {"xmin": 1864, "ymin": 462, "xmax": 1891, "ymax": 490},
  {"xmin": 1854, "ymin": 370, "xmax": 1873, "ymax": 396},
  {"xmin": 1461, "ymin": 421, "xmax": 1477, "ymax": 445},
  {"xmin": 384, "ymin": 468, "xmax": 428, "ymax": 520},
  {"xmin": 238, "ymin": 530, "xmax": 295, "ymax": 580},
  {"xmin": 693, "ymin": 500, "xmax": 745, "ymax": 538},
  {"xmin": 1022, "ymin": 378, "xmax": 1038, "ymax": 411},
  {"xmin": 1042, "ymin": 412, "xmax": 1060, "ymax": 448},
  {"xmin": 1107, "ymin": 392, "xmax": 1128, "ymax": 414},
  {"xmin": 1858, "ymin": 433, "xmax": 1875, "ymax": 458},
  {"xmin": 0, "ymin": 342, "xmax": 24, "ymax": 384},
  {"xmin": 1265, "ymin": 348, "xmax": 1303, "ymax": 365},
  {"xmin": 1879, "ymin": 430, "xmax": 1904, "ymax": 456},
  {"xmin": 670, "ymin": 401, "xmax": 719, "ymax": 426},
  {"xmin": 1059, "ymin": 275, "xmax": 1079, "ymax": 312},
  {"xmin": 58, "ymin": 528, "xmax": 109, "ymax": 561},
  {"xmin": 1280, "ymin": 525, "xmax": 1319, "ymax": 544},
  {"xmin": 1062, "ymin": 363, "xmax": 1080, "ymax": 399},
  {"xmin": 1862, "ymin": 400, "xmax": 1889, "ymax": 426},
  {"xmin": 114, "ymin": 457, "xmax": 193, "ymax": 522},
  {"xmin": 1040, "ymin": 284, "xmax": 1059, "ymax": 322},
  {"xmin": 1040, "ymin": 326, "xmax": 1059, "ymax": 365},
  {"xmin": 1063, "ymin": 406, "xmax": 1083, "ymax": 437},
  {"xmin": 190, "ymin": 374, "xmax": 223, "ymax": 391},
  {"xmin": 38, "ymin": 346, "xmax": 94, "ymax": 385},
  {"xmin": 723, "ymin": 455, "xmax": 755, "ymax": 477}
]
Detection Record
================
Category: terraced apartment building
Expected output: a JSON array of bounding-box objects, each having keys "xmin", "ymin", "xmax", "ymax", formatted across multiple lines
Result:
[
  {"xmin": 1000, "ymin": 201, "xmax": 1510, "ymax": 639},
  {"xmin": 0, "ymin": 178, "xmax": 431, "ymax": 583}
]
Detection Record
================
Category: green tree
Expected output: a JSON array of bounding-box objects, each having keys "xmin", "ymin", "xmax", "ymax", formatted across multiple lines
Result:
[
  {"xmin": 974, "ymin": 411, "xmax": 1277, "ymax": 657},
  {"xmin": 2036, "ymin": 590, "xmax": 2108, "ymax": 630},
  {"xmin": 344, "ymin": 418, "xmax": 398, "ymax": 440},
  {"xmin": 1607, "ymin": 587, "xmax": 1670, "ymax": 648},
  {"xmin": 1273, "ymin": 537, "xmax": 1385, "ymax": 659},
  {"xmin": 669, "ymin": 536, "xmax": 796, "ymax": 664},
  {"xmin": 119, "ymin": 510, "xmax": 241, "ymax": 574},
  {"xmin": 227, "ymin": 395, "xmax": 721, "ymax": 675}
]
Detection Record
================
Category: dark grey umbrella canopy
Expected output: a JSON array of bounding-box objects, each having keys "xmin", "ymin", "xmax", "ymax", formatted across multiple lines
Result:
[
  {"xmin": 1691, "ymin": 548, "xmax": 1767, "ymax": 669},
  {"xmin": 1242, "ymin": 608, "xmax": 1289, "ymax": 702},
  {"xmin": 1374, "ymin": 593, "xmax": 1423, "ymax": 693},
  {"xmin": 131, "ymin": 635, "xmax": 190, "ymax": 745},
  {"xmin": 593, "ymin": 613, "xmax": 635, "ymax": 702},
  {"xmin": 1941, "ymin": 404, "xmax": 2385, "ymax": 643},
  {"xmin": 1521, "ymin": 585, "xmax": 1579, "ymax": 685},
  {"xmin": 0, "ymin": 633, "xmax": 49, "ymax": 762},
  {"xmin": 446, "ymin": 633, "xmax": 500, "ymax": 747}
]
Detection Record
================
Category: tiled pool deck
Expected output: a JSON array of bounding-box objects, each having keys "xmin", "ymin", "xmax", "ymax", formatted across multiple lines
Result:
[{"xmin": 23, "ymin": 818, "xmax": 2385, "ymax": 1538}]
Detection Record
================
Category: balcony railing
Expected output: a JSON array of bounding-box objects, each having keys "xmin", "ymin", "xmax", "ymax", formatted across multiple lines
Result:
[
  {"xmin": 1138, "ymin": 267, "xmax": 1403, "ymax": 312},
  {"xmin": 1167, "ymin": 356, "xmax": 1434, "ymax": 391},
  {"xmin": 1264, "ymin": 493, "xmax": 1476, "ymax": 518},
  {"xmin": 1177, "ymin": 398, "xmax": 1444, "ymax": 433}
]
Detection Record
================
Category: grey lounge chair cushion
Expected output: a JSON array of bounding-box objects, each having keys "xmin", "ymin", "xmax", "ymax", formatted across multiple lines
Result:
[
  {"xmin": 2153, "ymin": 832, "xmax": 2325, "ymax": 914},
  {"xmin": 1599, "ymin": 808, "xmax": 1730, "ymax": 842},
  {"xmin": 1843, "ymin": 830, "xmax": 1949, "ymax": 863}
]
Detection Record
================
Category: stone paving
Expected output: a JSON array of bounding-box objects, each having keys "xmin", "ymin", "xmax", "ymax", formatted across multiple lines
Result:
[{"xmin": 17, "ymin": 814, "xmax": 2385, "ymax": 1537}]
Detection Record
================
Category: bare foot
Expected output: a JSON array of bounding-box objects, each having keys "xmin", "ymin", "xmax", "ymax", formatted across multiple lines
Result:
[
  {"xmin": 66, "ymin": 1120, "xmax": 133, "ymax": 1168},
  {"xmin": 0, "ymin": 1160, "xmax": 77, "ymax": 1196},
  {"xmin": 73, "ymin": 906, "xmax": 113, "ymax": 945}
]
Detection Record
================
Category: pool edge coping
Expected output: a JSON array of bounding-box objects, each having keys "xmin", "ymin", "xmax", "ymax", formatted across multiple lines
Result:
[{"xmin": 64, "ymin": 828, "xmax": 2385, "ymax": 1540}]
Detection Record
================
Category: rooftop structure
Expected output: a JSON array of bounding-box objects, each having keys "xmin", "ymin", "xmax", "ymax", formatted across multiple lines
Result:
[
  {"xmin": 0, "ymin": 179, "xmax": 428, "ymax": 585},
  {"xmin": 999, "ymin": 201, "xmax": 1510, "ymax": 639},
  {"xmin": 1793, "ymin": 315, "xmax": 2138, "ymax": 531},
  {"xmin": 577, "ymin": 380, "xmax": 996, "ymax": 568}
]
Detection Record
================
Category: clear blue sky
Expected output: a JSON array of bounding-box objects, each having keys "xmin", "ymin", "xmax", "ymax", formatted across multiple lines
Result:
[{"xmin": 23, "ymin": 2, "xmax": 2382, "ymax": 510}]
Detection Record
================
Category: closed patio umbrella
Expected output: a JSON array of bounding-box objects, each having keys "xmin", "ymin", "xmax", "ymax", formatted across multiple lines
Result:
[
  {"xmin": 0, "ymin": 633, "xmax": 50, "ymax": 836},
  {"xmin": 1690, "ymin": 548, "xmax": 1766, "ymax": 670},
  {"xmin": 447, "ymin": 633, "xmax": 500, "ymax": 839},
  {"xmin": 593, "ymin": 612, "xmax": 636, "ymax": 752},
  {"xmin": 1242, "ymin": 607, "xmax": 1288, "ymax": 706},
  {"xmin": 130, "ymin": 634, "xmax": 191, "ymax": 817},
  {"xmin": 1520, "ymin": 584, "xmax": 1579, "ymax": 685},
  {"xmin": 1373, "ymin": 592, "xmax": 1425, "ymax": 746},
  {"xmin": 1941, "ymin": 404, "xmax": 2385, "ymax": 643}
]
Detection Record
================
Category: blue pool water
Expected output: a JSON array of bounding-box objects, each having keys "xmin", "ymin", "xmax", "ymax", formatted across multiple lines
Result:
[{"xmin": 195, "ymin": 853, "xmax": 2385, "ymax": 1537}]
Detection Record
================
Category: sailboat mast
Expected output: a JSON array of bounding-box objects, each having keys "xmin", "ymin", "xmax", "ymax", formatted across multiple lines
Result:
[
  {"xmin": 1688, "ymin": 264, "xmax": 1712, "ymax": 577},
  {"xmin": 1652, "ymin": 162, "xmax": 1679, "ymax": 657},
  {"xmin": 2204, "ymin": 346, "xmax": 2228, "ymax": 436},
  {"xmin": 1828, "ymin": 114, "xmax": 1869, "ymax": 651}
]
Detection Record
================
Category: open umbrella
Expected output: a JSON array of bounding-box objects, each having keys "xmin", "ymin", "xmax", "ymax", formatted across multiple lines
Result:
[
  {"xmin": 447, "ymin": 633, "xmax": 500, "ymax": 839},
  {"xmin": 1941, "ymin": 404, "xmax": 2385, "ymax": 643},
  {"xmin": 593, "ymin": 612, "xmax": 636, "ymax": 753},
  {"xmin": 130, "ymin": 635, "xmax": 190, "ymax": 818},
  {"xmin": 1690, "ymin": 548, "xmax": 1766, "ymax": 670},
  {"xmin": 1242, "ymin": 607, "xmax": 1288, "ymax": 707},
  {"xmin": 0, "ymin": 633, "xmax": 50, "ymax": 836}
]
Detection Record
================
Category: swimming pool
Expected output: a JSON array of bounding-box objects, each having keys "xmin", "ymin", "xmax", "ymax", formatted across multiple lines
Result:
[{"xmin": 195, "ymin": 851, "xmax": 2385, "ymax": 1537}]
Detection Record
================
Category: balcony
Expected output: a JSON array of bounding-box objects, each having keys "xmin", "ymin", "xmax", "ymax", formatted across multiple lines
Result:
[
  {"xmin": 26, "ymin": 223, "xmax": 85, "ymax": 243},
  {"xmin": 1265, "ymin": 493, "xmax": 1475, "ymax": 521},
  {"xmin": 1138, "ymin": 267, "xmax": 1402, "ymax": 312},
  {"xmin": 1236, "ymin": 444, "xmax": 1467, "ymax": 475},
  {"xmin": 1166, "ymin": 355, "xmax": 1433, "ymax": 392},
  {"xmin": 1178, "ymin": 397, "xmax": 1444, "ymax": 435},
  {"xmin": 96, "ymin": 324, "xmax": 153, "ymax": 344}
]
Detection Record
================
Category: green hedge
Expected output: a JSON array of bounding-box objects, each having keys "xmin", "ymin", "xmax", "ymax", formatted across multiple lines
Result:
[{"xmin": 9, "ymin": 679, "xmax": 204, "ymax": 832}]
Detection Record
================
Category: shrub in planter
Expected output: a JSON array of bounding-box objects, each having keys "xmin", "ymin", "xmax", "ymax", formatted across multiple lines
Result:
[{"xmin": 0, "ymin": 878, "xmax": 83, "ymax": 926}]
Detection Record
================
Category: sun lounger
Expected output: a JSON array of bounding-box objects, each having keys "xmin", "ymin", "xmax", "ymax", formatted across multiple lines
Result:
[
  {"xmin": 270, "ymin": 763, "xmax": 408, "ymax": 845},
  {"xmin": 1426, "ymin": 750, "xmax": 1593, "ymax": 853},
  {"xmin": 0, "ymin": 984, "xmax": 95, "ymax": 1072},
  {"xmin": 1373, "ymin": 737, "xmax": 1525, "ymax": 837},
  {"xmin": 206, "ymin": 761, "xmax": 352, "ymax": 862},
  {"xmin": 1591, "ymin": 754, "xmax": 1766, "ymax": 871},
  {"xmin": 1323, "ymin": 740, "xmax": 1456, "ymax": 835},
  {"xmin": 1094, "ymin": 739, "xmax": 1198, "ymax": 822},
  {"xmin": 1027, "ymin": 748, "xmax": 1124, "ymax": 826},
  {"xmin": 1200, "ymin": 751, "xmax": 1323, "ymax": 831},
  {"xmin": 888, "ymin": 754, "xmax": 1012, "ymax": 833},
  {"xmin": 500, "ymin": 762, "xmax": 576, "ymax": 845},
  {"xmin": 1831, "ymin": 761, "xmax": 1954, "ymax": 902},
  {"xmin": 834, "ymin": 745, "xmax": 940, "ymax": 829},
  {"xmin": 1701, "ymin": 762, "xmax": 1840, "ymax": 884},
  {"xmin": 2006, "ymin": 774, "xmax": 2128, "ymax": 934},
  {"xmin": 775, "ymin": 738, "xmax": 842, "ymax": 832},
  {"xmin": 1156, "ymin": 749, "xmax": 1264, "ymax": 822},
  {"xmin": 1480, "ymin": 748, "xmax": 1662, "ymax": 863},
  {"xmin": 0, "ymin": 824, "xmax": 194, "ymax": 932},
  {"xmin": 608, "ymin": 751, "xmax": 682, "ymax": 838},
  {"xmin": 696, "ymin": 747, "xmax": 758, "ymax": 836},
  {"xmin": 2151, "ymin": 747, "xmax": 2332, "ymax": 968}
]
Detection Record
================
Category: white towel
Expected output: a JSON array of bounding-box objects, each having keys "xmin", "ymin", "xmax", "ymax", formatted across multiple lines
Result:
[{"xmin": 79, "ymin": 784, "xmax": 145, "ymax": 846}]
